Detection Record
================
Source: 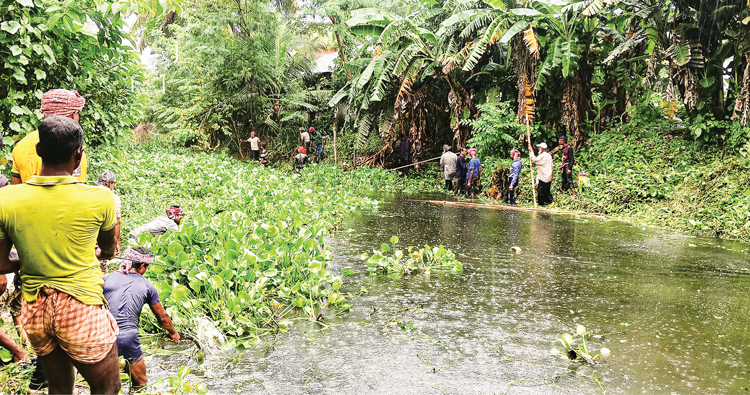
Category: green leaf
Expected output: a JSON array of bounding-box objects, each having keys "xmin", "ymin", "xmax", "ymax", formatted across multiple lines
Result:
[
  {"xmin": 10, "ymin": 45, "xmax": 22, "ymax": 56},
  {"xmin": 380, "ymin": 243, "xmax": 390, "ymax": 253},
  {"xmin": 12, "ymin": 69, "xmax": 26, "ymax": 84},
  {"xmin": 499, "ymin": 20, "xmax": 528, "ymax": 44},
  {"xmin": 9, "ymin": 122, "xmax": 21, "ymax": 132},
  {"xmin": 47, "ymin": 12, "xmax": 63, "ymax": 30},
  {"xmin": 210, "ymin": 275, "xmax": 224, "ymax": 288},
  {"xmin": 10, "ymin": 106, "xmax": 24, "ymax": 115},
  {"xmin": 3, "ymin": 137, "xmax": 15, "ymax": 146},
  {"xmin": 743, "ymin": 16, "xmax": 750, "ymax": 25},
  {"xmin": 16, "ymin": 0, "xmax": 35, "ymax": 7},
  {"xmin": 698, "ymin": 76, "xmax": 715, "ymax": 88},
  {"xmin": 390, "ymin": 235, "xmax": 399, "ymax": 244},
  {"xmin": 34, "ymin": 69, "xmax": 46, "ymax": 80},
  {"xmin": 1, "ymin": 21, "xmax": 22, "ymax": 35}
]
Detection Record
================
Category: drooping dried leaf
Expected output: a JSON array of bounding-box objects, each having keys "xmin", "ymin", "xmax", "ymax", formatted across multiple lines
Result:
[{"xmin": 524, "ymin": 25, "xmax": 539, "ymax": 60}]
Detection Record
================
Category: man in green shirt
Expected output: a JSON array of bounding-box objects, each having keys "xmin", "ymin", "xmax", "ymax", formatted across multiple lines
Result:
[{"xmin": 310, "ymin": 127, "xmax": 327, "ymax": 162}]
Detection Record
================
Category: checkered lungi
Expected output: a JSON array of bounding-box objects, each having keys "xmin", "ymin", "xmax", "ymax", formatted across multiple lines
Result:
[{"xmin": 20, "ymin": 287, "xmax": 119, "ymax": 364}]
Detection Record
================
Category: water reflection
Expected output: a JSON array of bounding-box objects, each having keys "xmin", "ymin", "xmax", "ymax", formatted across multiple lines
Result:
[{"xmin": 149, "ymin": 193, "xmax": 750, "ymax": 394}]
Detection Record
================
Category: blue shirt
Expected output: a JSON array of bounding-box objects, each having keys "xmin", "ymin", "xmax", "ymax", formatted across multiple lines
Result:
[
  {"xmin": 510, "ymin": 158, "xmax": 523, "ymax": 185},
  {"xmin": 466, "ymin": 157, "xmax": 481, "ymax": 181},
  {"xmin": 103, "ymin": 271, "xmax": 160, "ymax": 333}
]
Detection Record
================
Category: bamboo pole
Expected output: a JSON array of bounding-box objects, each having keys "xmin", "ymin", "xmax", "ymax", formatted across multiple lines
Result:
[
  {"xmin": 333, "ymin": 123, "xmax": 338, "ymax": 165},
  {"xmin": 408, "ymin": 199, "xmax": 604, "ymax": 217},
  {"xmin": 389, "ymin": 156, "xmax": 441, "ymax": 171},
  {"xmin": 526, "ymin": 115, "xmax": 538, "ymax": 208}
]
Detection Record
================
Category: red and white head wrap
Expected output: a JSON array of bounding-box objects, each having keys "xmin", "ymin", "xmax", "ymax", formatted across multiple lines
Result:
[
  {"xmin": 166, "ymin": 205, "xmax": 184, "ymax": 220},
  {"xmin": 298, "ymin": 146, "xmax": 307, "ymax": 154},
  {"xmin": 468, "ymin": 148, "xmax": 477, "ymax": 156},
  {"xmin": 40, "ymin": 89, "xmax": 86, "ymax": 118},
  {"xmin": 309, "ymin": 127, "xmax": 315, "ymax": 132},
  {"xmin": 118, "ymin": 247, "xmax": 155, "ymax": 273}
]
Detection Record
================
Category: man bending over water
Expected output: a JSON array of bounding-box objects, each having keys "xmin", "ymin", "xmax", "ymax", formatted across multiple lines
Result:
[{"xmin": 104, "ymin": 247, "xmax": 179, "ymax": 390}]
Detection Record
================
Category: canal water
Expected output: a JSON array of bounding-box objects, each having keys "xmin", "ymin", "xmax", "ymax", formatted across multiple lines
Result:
[{"xmin": 148, "ymin": 193, "xmax": 750, "ymax": 394}]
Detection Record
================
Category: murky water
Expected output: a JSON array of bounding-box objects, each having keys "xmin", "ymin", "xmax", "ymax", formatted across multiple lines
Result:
[{"xmin": 148, "ymin": 193, "xmax": 750, "ymax": 394}]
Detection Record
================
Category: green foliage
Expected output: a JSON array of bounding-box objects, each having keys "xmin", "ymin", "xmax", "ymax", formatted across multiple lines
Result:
[
  {"xmin": 463, "ymin": 95, "xmax": 525, "ymax": 158},
  {"xmin": 361, "ymin": 235, "xmax": 464, "ymax": 275},
  {"xmin": 90, "ymin": 144, "xmax": 379, "ymax": 343},
  {"xmin": 550, "ymin": 324, "xmax": 610, "ymax": 363},
  {"xmin": 0, "ymin": 0, "xmax": 177, "ymax": 170}
]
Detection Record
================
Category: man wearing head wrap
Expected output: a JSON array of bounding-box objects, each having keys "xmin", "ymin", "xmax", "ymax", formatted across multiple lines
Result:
[
  {"xmin": 295, "ymin": 146, "xmax": 308, "ymax": 172},
  {"xmin": 98, "ymin": 171, "xmax": 121, "ymax": 256},
  {"xmin": 130, "ymin": 205, "xmax": 183, "ymax": 239},
  {"xmin": 11, "ymin": 89, "xmax": 88, "ymax": 185},
  {"xmin": 103, "ymin": 247, "xmax": 179, "ymax": 390},
  {"xmin": 439, "ymin": 144, "xmax": 457, "ymax": 191},
  {"xmin": 310, "ymin": 127, "xmax": 327, "ymax": 162},
  {"xmin": 466, "ymin": 148, "xmax": 481, "ymax": 199}
]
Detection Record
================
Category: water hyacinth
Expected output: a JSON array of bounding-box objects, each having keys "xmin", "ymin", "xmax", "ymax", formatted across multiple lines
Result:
[
  {"xmin": 90, "ymin": 145, "xmax": 378, "ymax": 345},
  {"xmin": 361, "ymin": 235, "xmax": 464, "ymax": 275}
]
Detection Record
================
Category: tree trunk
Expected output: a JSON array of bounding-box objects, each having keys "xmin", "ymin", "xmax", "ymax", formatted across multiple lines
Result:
[{"xmin": 330, "ymin": 17, "xmax": 353, "ymax": 80}]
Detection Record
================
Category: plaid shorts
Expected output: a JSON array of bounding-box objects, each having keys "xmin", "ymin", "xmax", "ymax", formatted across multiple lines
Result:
[{"xmin": 20, "ymin": 287, "xmax": 119, "ymax": 364}]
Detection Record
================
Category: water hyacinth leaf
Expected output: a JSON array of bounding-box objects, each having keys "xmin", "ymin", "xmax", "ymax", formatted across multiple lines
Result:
[
  {"xmin": 390, "ymin": 235, "xmax": 399, "ymax": 244},
  {"xmin": 380, "ymin": 243, "xmax": 390, "ymax": 253},
  {"xmin": 210, "ymin": 275, "xmax": 224, "ymax": 288},
  {"xmin": 576, "ymin": 324, "xmax": 586, "ymax": 336},
  {"xmin": 263, "ymin": 268, "xmax": 278, "ymax": 277},
  {"xmin": 559, "ymin": 333, "xmax": 573, "ymax": 349}
]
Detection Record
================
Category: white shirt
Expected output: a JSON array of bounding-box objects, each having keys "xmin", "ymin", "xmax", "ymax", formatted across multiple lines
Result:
[
  {"xmin": 440, "ymin": 151, "xmax": 457, "ymax": 180},
  {"xmin": 249, "ymin": 136, "xmax": 261, "ymax": 150},
  {"xmin": 301, "ymin": 132, "xmax": 310, "ymax": 143},
  {"xmin": 131, "ymin": 216, "xmax": 179, "ymax": 237},
  {"xmin": 530, "ymin": 151, "xmax": 553, "ymax": 183}
]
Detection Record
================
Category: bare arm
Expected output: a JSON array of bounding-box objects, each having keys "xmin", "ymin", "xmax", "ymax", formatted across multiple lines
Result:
[
  {"xmin": 96, "ymin": 227, "xmax": 117, "ymax": 261},
  {"xmin": 149, "ymin": 302, "xmax": 179, "ymax": 341},
  {"xmin": 0, "ymin": 328, "xmax": 27, "ymax": 362},
  {"xmin": 11, "ymin": 176, "xmax": 21, "ymax": 185},
  {"xmin": 114, "ymin": 220, "xmax": 121, "ymax": 255},
  {"xmin": 0, "ymin": 239, "xmax": 19, "ymax": 275}
]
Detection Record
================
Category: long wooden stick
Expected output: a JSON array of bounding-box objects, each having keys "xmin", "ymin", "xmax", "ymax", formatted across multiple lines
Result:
[
  {"xmin": 389, "ymin": 156, "xmax": 442, "ymax": 171},
  {"xmin": 526, "ymin": 115, "xmax": 538, "ymax": 208},
  {"xmin": 408, "ymin": 199, "xmax": 604, "ymax": 217}
]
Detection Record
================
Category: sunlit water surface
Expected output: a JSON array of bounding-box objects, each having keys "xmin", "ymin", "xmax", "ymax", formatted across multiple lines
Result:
[{"xmin": 146, "ymin": 193, "xmax": 750, "ymax": 394}]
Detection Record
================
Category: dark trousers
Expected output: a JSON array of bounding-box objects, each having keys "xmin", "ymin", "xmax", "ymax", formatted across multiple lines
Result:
[
  {"xmin": 251, "ymin": 150, "xmax": 260, "ymax": 160},
  {"xmin": 454, "ymin": 177, "xmax": 464, "ymax": 195},
  {"xmin": 505, "ymin": 181, "xmax": 519, "ymax": 205},
  {"xmin": 537, "ymin": 180, "xmax": 553, "ymax": 206},
  {"xmin": 444, "ymin": 179, "xmax": 453, "ymax": 191},
  {"xmin": 561, "ymin": 170, "xmax": 575, "ymax": 192}
]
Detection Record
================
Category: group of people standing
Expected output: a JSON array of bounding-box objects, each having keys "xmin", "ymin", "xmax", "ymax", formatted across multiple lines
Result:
[
  {"xmin": 296, "ymin": 127, "xmax": 327, "ymax": 171},
  {"xmin": 440, "ymin": 146, "xmax": 482, "ymax": 199},
  {"xmin": 0, "ymin": 89, "xmax": 182, "ymax": 394},
  {"xmin": 439, "ymin": 135, "xmax": 577, "ymax": 206}
]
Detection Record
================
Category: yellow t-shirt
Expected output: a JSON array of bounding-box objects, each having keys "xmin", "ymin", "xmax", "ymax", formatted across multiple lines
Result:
[
  {"xmin": 10, "ymin": 131, "xmax": 88, "ymax": 182},
  {"xmin": 0, "ymin": 176, "xmax": 116, "ymax": 305}
]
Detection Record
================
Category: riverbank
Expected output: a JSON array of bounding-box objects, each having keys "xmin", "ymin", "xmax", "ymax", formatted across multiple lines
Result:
[{"xmin": 467, "ymin": 118, "xmax": 750, "ymax": 244}]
